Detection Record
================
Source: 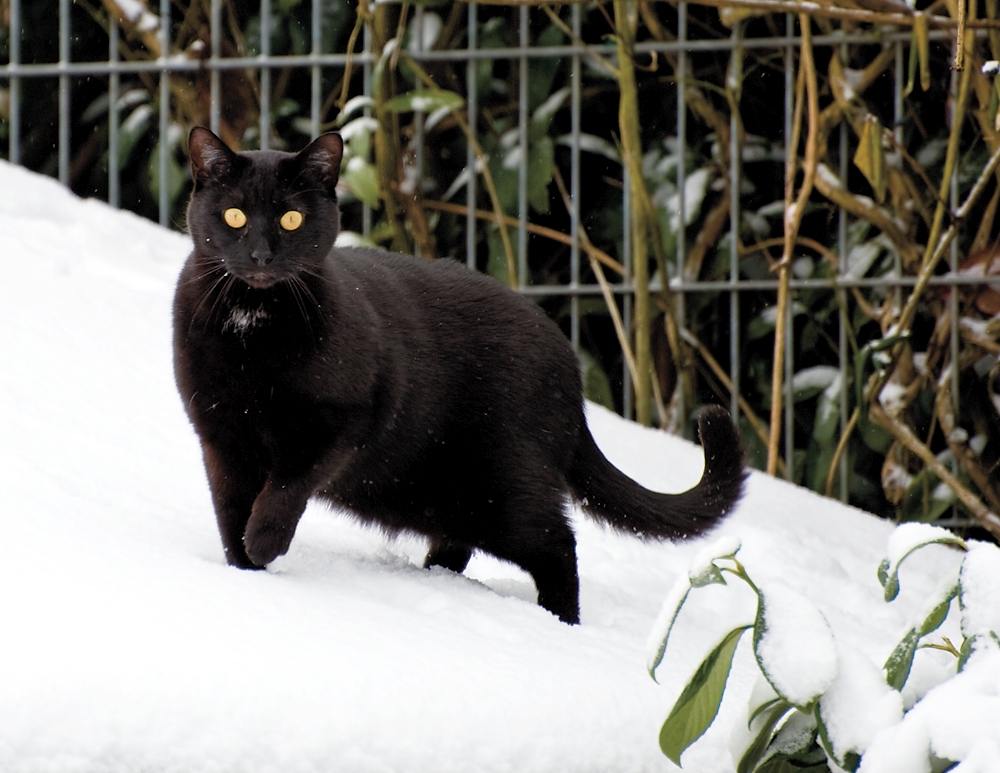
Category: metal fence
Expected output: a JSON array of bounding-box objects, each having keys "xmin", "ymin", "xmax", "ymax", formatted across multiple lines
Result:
[{"xmin": 1, "ymin": 1, "xmax": 993, "ymax": 524}]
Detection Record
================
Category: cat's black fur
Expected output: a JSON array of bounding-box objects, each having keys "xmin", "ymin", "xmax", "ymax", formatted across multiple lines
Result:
[{"xmin": 173, "ymin": 127, "xmax": 746, "ymax": 624}]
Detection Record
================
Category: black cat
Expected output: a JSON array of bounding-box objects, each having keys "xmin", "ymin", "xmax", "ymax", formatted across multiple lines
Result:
[{"xmin": 173, "ymin": 127, "xmax": 745, "ymax": 624}]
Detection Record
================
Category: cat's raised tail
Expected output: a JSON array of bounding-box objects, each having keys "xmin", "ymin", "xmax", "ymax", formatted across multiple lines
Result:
[{"xmin": 568, "ymin": 405, "xmax": 746, "ymax": 540}]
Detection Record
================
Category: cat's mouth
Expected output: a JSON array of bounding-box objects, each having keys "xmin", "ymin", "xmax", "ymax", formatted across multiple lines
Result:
[{"xmin": 243, "ymin": 271, "xmax": 281, "ymax": 289}]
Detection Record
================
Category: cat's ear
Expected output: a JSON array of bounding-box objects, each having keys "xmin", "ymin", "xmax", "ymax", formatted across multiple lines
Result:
[
  {"xmin": 296, "ymin": 133, "xmax": 344, "ymax": 194},
  {"xmin": 188, "ymin": 127, "xmax": 237, "ymax": 185}
]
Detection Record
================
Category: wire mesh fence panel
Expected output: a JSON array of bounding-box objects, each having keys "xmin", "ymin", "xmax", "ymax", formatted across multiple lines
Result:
[{"xmin": 3, "ymin": 0, "xmax": 999, "ymax": 534}]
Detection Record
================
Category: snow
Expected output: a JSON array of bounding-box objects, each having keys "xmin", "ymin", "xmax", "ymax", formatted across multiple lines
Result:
[
  {"xmin": 861, "ymin": 646, "xmax": 1000, "ymax": 772},
  {"xmin": 818, "ymin": 644, "xmax": 903, "ymax": 762},
  {"xmin": 0, "ymin": 159, "xmax": 995, "ymax": 772},
  {"xmin": 959, "ymin": 541, "xmax": 1000, "ymax": 637}
]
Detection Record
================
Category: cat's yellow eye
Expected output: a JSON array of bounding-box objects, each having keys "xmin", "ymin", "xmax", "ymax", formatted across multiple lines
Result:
[
  {"xmin": 223, "ymin": 208, "xmax": 247, "ymax": 228},
  {"xmin": 280, "ymin": 210, "xmax": 304, "ymax": 231}
]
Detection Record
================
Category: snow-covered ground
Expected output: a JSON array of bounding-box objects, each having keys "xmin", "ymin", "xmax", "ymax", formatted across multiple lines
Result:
[{"xmin": 0, "ymin": 160, "xmax": 987, "ymax": 772}]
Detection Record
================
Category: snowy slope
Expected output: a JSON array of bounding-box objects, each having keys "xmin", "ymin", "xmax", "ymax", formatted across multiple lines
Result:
[{"xmin": 0, "ymin": 161, "xmax": 973, "ymax": 772}]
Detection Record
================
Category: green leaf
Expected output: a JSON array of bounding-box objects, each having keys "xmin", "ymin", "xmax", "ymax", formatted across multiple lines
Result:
[
  {"xmin": 747, "ymin": 304, "xmax": 807, "ymax": 341},
  {"xmin": 659, "ymin": 625, "xmax": 750, "ymax": 764},
  {"xmin": 527, "ymin": 135, "xmax": 554, "ymax": 214},
  {"xmin": 958, "ymin": 631, "xmax": 1000, "ymax": 671},
  {"xmin": 689, "ymin": 563, "xmax": 727, "ymax": 589},
  {"xmin": 343, "ymin": 159, "xmax": 380, "ymax": 208},
  {"xmin": 884, "ymin": 627, "xmax": 919, "ymax": 690},
  {"xmin": 527, "ymin": 24, "xmax": 566, "ymax": 112},
  {"xmin": 148, "ymin": 131, "xmax": 189, "ymax": 213},
  {"xmin": 579, "ymin": 349, "xmax": 615, "ymax": 412},
  {"xmin": 737, "ymin": 700, "xmax": 793, "ymax": 773},
  {"xmin": 918, "ymin": 584, "xmax": 958, "ymax": 638},
  {"xmin": 383, "ymin": 88, "xmax": 464, "ymax": 114},
  {"xmin": 120, "ymin": 103, "xmax": 154, "ymax": 169}
]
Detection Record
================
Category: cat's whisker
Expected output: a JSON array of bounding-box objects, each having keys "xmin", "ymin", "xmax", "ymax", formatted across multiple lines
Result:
[
  {"xmin": 287, "ymin": 276, "xmax": 316, "ymax": 341},
  {"xmin": 181, "ymin": 262, "xmax": 226, "ymax": 287}
]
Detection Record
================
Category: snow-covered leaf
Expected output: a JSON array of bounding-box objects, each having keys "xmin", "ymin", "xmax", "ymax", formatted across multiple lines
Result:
[
  {"xmin": 383, "ymin": 88, "xmax": 464, "ymax": 114},
  {"xmin": 659, "ymin": 625, "xmax": 750, "ymax": 764},
  {"xmin": 817, "ymin": 644, "xmax": 902, "ymax": 767},
  {"xmin": 791, "ymin": 366, "xmax": 840, "ymax": 403},
  {"xmin": 753, "ymin": 584, "xmax": 837, "ymax": 708},
  {"xmin": 648, "ymin": 537, "xmax": 744, "ymax": 679},
  {"xmin": 756, "ymin": 710, "xmax": 819, "ymax": 770},
  {"xmin": 879, "ymin": 523, "xmax": 966, "ymax": 602},
  {"xmin": 688, "ymin": 535, "xmax": 742, "ymax": 588},
  {"xmin": 335, "ymin": 95, "xmax": 375, "ymax": 125},
  {"xmin": 555, "ymin": 133, "xmax": 621, "ymax": 163},
  {"xmin": 646, "ymin": 579, "xmax": 692, "ymax": 680},
  {"xmin": 813, "ymin": 374, "xmax": 843, "ymax": 445},
  {"xmin": 958, "ymin": 540, "xmax": 1000, "ymax": 639}
]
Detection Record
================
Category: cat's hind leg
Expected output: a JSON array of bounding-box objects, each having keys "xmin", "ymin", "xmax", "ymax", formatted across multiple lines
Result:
[
  {"xmin": 481, "ymin": 493, "xmax": 581, "ymax": 624},
  {"xmin": 424, "ymin": 538, "xmax": 474, "ymax": 573}
]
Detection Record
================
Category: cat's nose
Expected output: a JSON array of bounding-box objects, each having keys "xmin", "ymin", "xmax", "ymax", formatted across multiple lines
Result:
[{"xmin": 250, "ymin": 248, "xmax": 273, "ymax": 266}]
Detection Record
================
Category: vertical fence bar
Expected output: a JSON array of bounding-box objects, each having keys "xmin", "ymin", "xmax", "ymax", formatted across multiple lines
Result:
[
  {"xmin": 8, "ymin": 0, "xmax": 21, "ymax": 165},
  {"xmin": 310, "ymin": 0, "xmax": 322, "ymax": 139},
  {"xmin": 108, "ymin": 15, "xmax": 120, "ymax": 208},
  {"xmin": 517, "ymin": 5, "xmax": 529, "ymax": 289},
  {"xmin": 728, "ymin": 22, "xmax": 742, "ymax": 423},
  {"xmin": 837, "ymin": 34, "xmax": 855, "ymax": 503},
  {"xmin": 210, "ymin": 0, "xmax": 221, "ymax": 135},
  {"xmin": 949, "ymin": 64, "xmax": 962, "ymax": 524},
  {"xmin": 466, "ymin": 2, "xmax": 478, "ymax": 270},
  {"xmin": 260, "ymin": 0, "xmax": 271, "ymax": 150},
  {"xmin": 159, "ymin": 0, "xmax": 170, "ymax": 226},
  {"xmin": 570, "ymin": 2, "xmax": 582, "ymax": 349},
  {"xmin": 622, "ymin": 158, "xmax": 634, "ymax": 420},
  {"xmin": 784, "ymin": 16, "xmax": 795, "ymax": 480},
  {"xmin": 675, "ymin": 2, "xmax": 688, "ymax": 424},
  {"xmin": 59, "ymin": 0, "xmax": 71, "ymax": 186},
  {"xmin": 413, "ymin": 6, "xmax": 426, "ymax": 259},
  {"xmin": 362, "ymin": 21, "xmax": 372, "ymax": 238}
]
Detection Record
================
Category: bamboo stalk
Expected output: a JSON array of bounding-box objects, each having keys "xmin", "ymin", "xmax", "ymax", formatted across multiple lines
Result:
[
  {"xmin": 365, "ymin": 2, "xmax": 410, "ymax": 254},
  {"xmin": 767, "ymin": 14, "xmax": 819, "ymax": 477},
  {"xmin": 613, "ymin": 0, "xmax": 654, "ymax": 425}
]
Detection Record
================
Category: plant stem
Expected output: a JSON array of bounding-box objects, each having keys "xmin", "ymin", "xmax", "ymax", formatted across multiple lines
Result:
[
  {"xmin": 614, "ymin": 0, "xmax": 653, "ymax": 425},
  {"xmin": 767, "ymin": 14, "xmax": 818, "ymax": 477},
  {"xmin": 870, "ymin": 404, "xmax": 1000, "ymax": 538},
  {"xmin": 401, "ymin": 53, "xmax": 518, "ymax": 286},
  {"xmin": 421, "ymin": 198, "xmax": 626, "ymax": 276}
]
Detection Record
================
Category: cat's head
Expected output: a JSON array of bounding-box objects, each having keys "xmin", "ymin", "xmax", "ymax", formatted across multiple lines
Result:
[{"xmin": 186, "ymin": 127, "xmax": 344, "ymax": 289}]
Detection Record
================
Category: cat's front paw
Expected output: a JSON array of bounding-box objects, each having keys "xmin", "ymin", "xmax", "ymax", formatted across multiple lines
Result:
[{"xmin": 243, "ymin": 514, "xmax": 296, "ymax": 566}]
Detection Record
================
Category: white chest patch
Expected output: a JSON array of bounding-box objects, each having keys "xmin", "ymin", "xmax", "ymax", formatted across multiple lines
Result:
[{"xmin": 223, "ymin": 305, "xmax": 270, "ymax": 335}]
